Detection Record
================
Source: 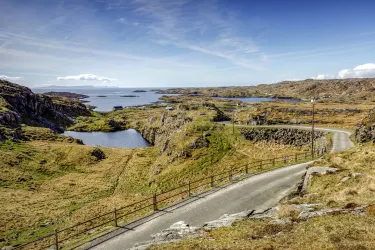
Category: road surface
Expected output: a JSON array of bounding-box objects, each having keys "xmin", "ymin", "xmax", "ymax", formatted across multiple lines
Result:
[{"xmin": 91, "ymin": 126, "xmax": 353, "ymax": 250}]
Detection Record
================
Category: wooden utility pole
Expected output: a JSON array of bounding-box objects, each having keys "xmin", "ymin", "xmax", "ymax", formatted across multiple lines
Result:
[
  {"xmin": 232, "ymin": 110, "xmax": 235, "ymax": 134},
  {"xmin": 311, "ymin": 98, "xmax": 315, "ymax": 159}
]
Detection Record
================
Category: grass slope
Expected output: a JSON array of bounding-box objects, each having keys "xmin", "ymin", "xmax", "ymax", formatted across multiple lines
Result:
[{"xmin": 153, "ymin": 142, "xmax": 375, "ymax": 250}]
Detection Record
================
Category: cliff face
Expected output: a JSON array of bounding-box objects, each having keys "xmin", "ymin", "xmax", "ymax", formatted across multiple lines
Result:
[{"xmin": 0, "ymin": 80, "xmax": 90, "ymax": 139}]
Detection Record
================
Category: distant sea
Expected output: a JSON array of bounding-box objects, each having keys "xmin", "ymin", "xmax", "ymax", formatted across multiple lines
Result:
[
  {"xmin": 32, "ymin": 87, "xmax": 300, "ymax": 112},
  {"xmin": 33, "ymin": 87, "xmax": 175, "ymax": 112}
]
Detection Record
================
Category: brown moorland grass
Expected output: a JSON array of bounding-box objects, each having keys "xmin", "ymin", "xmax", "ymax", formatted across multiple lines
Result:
[
  {"xmin": 151, "ymin": 213, "xmax": 375, "ymax": 250},
  {"xmin": 0, "ymin": 123, "xmax": 309, "ymax": 248},
  {"xmin": 152, "ymin": 140, "xmax": 375, "ymax": 250},
  {"xmin": 235, "ymin": 102, "xmax": 372, "ymax": 129}
]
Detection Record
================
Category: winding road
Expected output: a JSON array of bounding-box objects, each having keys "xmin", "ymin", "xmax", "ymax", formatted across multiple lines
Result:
[{"xmin": 91, "ymin": 126, "xmax": 353, "ymax": 250}]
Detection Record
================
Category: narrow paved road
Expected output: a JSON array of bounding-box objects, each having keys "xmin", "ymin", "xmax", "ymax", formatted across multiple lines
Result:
[{"xmin": 91, "ymin": 126, "xmax": 353, "ymax": 250}]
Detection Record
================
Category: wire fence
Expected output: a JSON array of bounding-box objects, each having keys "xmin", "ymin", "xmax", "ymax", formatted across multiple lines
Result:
[{"xmin": 14, "ymin": 142, "xmax": 332, "ymax": 250}]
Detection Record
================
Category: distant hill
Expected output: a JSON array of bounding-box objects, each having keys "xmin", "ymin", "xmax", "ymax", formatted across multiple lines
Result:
[{"xmin": 158, "ymin": 78, "xmax": 375, "ymax": 103}]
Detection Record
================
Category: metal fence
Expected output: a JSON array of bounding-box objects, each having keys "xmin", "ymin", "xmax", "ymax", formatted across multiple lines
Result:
[{"xmin": 14, "ymin": 145, "xmax": 331, "ymax": 250}]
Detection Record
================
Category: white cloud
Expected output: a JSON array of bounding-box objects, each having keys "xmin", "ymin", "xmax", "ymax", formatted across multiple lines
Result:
[
  {"xmin": 310, "ymin": 74, "xmax": 326, "ymax": 80},
  {"xmin": 0, "ymin": 75, "xmax": 23, "ymax": 81},
  {"xmin": 57, "ymin": 74, "xmax": 116, "ymax": 82},
  {"xmin": 310, "ymin": 63, "xmax": 375, "ymax": 80},
  {"xmin": 337, "ymin": 63, "xmax": 375, "ymax": 78}
]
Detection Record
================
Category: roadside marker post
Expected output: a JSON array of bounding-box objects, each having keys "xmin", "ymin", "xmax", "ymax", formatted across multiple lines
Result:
[
  {"xmin": 153, "ymin": 193, "xmax": 157, "ymax": 211},
  {"xmin": 114, "ymin": 208, "xmax": 118, "ymax": 227},
  {"xmin": 54, "ymin": 229, "xmax": 59, "ymax": 250}
]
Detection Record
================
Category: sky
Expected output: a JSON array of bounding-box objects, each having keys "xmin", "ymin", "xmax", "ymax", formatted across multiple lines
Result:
[{"xmin": 1, "ymin": 0, "xmax": 375, "ymax": 88}]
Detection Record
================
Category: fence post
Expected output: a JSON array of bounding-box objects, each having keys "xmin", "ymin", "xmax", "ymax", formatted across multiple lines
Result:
[
  {"xmin": 260, "ymin": 160, "xmax": 262, "ymax": 170},
  {"xmin": 153, "ymin": 193, "xmax": 157, "ymax": 211},
  {"xmin": 210, "ymin": 175, "xmax": 214, "ymax": 187},
  {"xmin": 229, "ymin": 169, "xmax": 232, "ymax": 181},
  {"xmin": 54, "ymin": 229, "xmax": 59, "ymax": 250},
  {"xmin": 295, "ymin": 153, "xmax": 297, "ymax": 162},
  {"xmin": 187, "ymin": 181, "xmax": 191, "ymax": 197},
  {"xmin": 284, "ymin": 156, "xmax": 287, "ymax": 164},
  {"xmin": 273, "ymin": 157, "xmax": 276, "ymax": 166},
  {"xmin": 245, "ymin": 165, "xmax": 249, "ymax": 174},
  {"xmin": 114, "ymin": 208, "xmax": 118, "ymax": 227}
]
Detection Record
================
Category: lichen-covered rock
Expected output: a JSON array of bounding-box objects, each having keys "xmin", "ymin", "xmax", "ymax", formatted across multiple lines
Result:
[
  {"xmin": 203, "ymin": 210, "xmax": 254, "ymax": 230},
  {"xmin": 298, "ymin": 205, "xmax": 368, "ymax": 219},
  {"xmin": 129, "ymin": 221, "xmax": 201, "ymax": 250}
]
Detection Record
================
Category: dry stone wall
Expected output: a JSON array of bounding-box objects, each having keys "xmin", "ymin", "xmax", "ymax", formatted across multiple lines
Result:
[{"xmin": 240, "ymin": 127, "xmax": 328, "ymax": 148}]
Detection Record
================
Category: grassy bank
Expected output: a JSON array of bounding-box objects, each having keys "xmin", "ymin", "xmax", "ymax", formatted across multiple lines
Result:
[
  {"xmin": 1, "ymin": 97, "xmax": 329, "ymax": 248},
  {"xmin": 0, "ymin": 122, "xmax": 308, "ymax": 248},
  {"xmin": 152, "ymin": 141, "xmax": 375, "ymax": 250}
]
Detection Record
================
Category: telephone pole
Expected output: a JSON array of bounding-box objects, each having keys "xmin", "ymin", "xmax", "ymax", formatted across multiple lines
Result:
[{"xmin": 311, "ymin": 98, "xmax": 315, "ymax": 158}]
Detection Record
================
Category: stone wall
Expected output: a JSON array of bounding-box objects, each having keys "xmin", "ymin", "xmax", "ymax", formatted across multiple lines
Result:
[{"xmin": 240, "ymin": 127, "xmax": 327, "ymax": 148}]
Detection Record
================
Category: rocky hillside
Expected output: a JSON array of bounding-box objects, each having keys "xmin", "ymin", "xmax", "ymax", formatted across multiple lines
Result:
[
  {"xmin": 0, "ymin": 80, "xmax": 90, "ymax": 140},
  {"xmin": 157, "ymin": 78, "xmax": 375, "ymax": 103}
]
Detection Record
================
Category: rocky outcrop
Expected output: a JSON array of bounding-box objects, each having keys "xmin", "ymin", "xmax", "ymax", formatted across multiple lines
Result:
[
  {"xmin": 91, "ymin": 148, "xmax": 106, "ymax": 161},
  {"xmin": 276, "ymin": 108, "xmax": 361, "ymax": 115},
  {"xmin": 240, "ymin": 127, "xmax": 326, "ymax": 146},
  {"xmin": 128, "ymin": 203, "xmax": 369, "ymax": 250},
  {"xmin": 129, "ymin": 221, "xmax": 202, "ymax": 250},
  {"xmin": 202, "ymin": 103, "xmax": 230, "ymax": 122},
  {"xmin": 247, "ymin": 111, "xmax": 269, "ymax": 125},
  {"xmin": 0, "ymin": 80, "xmax": 90, "ymax": 139},
  {"xmin": 355, "ymin": 107, "xmax": 375, "ymax": 143},
  {"xmin": 301, "ymin": 166, "xmax": 339, "ymax": 193}
]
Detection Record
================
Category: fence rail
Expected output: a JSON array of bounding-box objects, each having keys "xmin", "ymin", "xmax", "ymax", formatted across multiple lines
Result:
[{"xmin": 15, "ymin": 142, "xmax": 332, "ymax": 250}]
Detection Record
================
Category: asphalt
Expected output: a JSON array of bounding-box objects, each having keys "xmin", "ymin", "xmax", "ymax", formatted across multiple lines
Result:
[{"xmin": 90, "ymin": 126, "xmax": 354, "ymax": 250}]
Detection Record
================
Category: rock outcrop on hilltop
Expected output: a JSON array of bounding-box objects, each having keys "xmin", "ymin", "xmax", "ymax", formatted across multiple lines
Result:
[
  {"xmin": 0, "ymin": 80, "xmax": 90, "ymax": 140},
  {"xmin": 355, "ymin": 107, "xmax": 375, "ymax": 143}
]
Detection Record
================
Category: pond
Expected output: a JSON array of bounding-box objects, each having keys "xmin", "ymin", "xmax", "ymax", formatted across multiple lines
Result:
[
  {"xmin": 215, "ymin": 97, "xmax": 300, "ymax": 103},
  {"xmin": 63, "ymin": 129, "xmax": 150, "ymax": 148}
]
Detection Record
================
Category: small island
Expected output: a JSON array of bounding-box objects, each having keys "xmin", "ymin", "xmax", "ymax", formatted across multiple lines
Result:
[
  {"xmin": 97, "ymin": 95, "xmax": 107, "ymax": 97},
  {"xmin": 133, "ymin": 90, "xmax": 147, "ymax": 93},
  {"xmin": 120, "ymin": 95, "xmax": 140, "ymax": 98},
  {"xmin": 44, "ymin": 91, "xmax": 89, "ymax": 99}
]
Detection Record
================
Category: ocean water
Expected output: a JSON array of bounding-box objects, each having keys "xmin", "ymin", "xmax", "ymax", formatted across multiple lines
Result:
[
  {"xmin": 63, "ymin": 129, "xmax": 150, "ymax": 148},
  {"xmin": 33, "ymin": 87, "xmax": 299, "ymax": 111},
  {"xmin": 33, "ymin": 87, "xmax": 174, "ymax": 112}
]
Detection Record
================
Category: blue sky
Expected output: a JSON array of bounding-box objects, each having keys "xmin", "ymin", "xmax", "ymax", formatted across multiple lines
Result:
[{"xmin": 1, "ymin": 0, "xmax": 375, "ymax": 88}]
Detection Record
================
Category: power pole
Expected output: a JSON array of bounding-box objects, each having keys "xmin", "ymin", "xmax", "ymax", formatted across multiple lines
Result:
[
  {"xmin": 311, "ymin": 98, "xmax": 315, "ymax": 159},
  {"xmin": 232, "ymin": 110, "xmax": 235, "ymax": 134}
]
